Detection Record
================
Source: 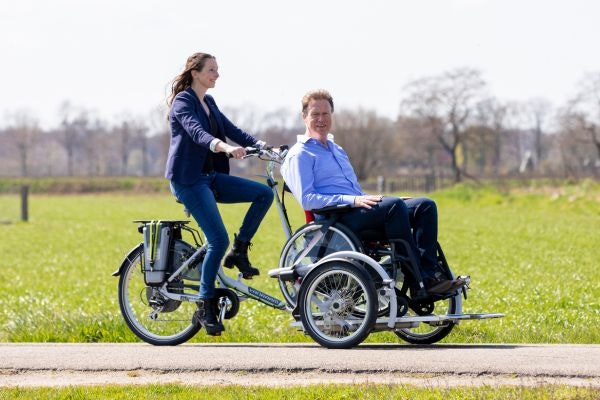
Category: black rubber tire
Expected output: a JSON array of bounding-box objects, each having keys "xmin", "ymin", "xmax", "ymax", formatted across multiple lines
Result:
[{"xmin": 117, "ymin": 244, "xmax": 201, "ymax": 346}]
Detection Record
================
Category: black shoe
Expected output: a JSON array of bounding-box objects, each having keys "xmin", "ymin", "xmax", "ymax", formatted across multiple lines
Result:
[
  {"xmin": 194, "ymin": 298, "xmax": 224, "ymax": 336},
  {"xmin": 223, "ymin": 234, "xmax": 260, "ymax": 279},
  {"xmin": 425, "ymin": 278, "xmax": 454, "ymax": 294}
]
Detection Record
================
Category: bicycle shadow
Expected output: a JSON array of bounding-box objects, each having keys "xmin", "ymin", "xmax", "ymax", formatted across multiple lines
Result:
[
  {"xmin": 355, "ymin": 343, "xmax": 520, "ymax": 350},
  {"xmin": 189, "ymin": 343, "xmax": 521, "ymax": 350}
]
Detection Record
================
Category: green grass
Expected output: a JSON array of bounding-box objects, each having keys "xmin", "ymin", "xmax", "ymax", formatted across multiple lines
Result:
[
  {"xmin": 0, "ymin": 384, "xmax": 598, "ymax": 400},
  {"xmin": 0, "ymin": 181, "xmax": 599, "ymax": 344}
]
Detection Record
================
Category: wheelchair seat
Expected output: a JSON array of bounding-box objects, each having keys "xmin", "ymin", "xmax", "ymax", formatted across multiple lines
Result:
[{"xmin": 307, "ymin": 206, "xmax": 387, "ymax": 242}]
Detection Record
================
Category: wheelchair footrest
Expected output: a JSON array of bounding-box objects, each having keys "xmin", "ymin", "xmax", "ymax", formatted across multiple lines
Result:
[
  {"xmin": 267, "ymin": 267, "xmax": 295, "ymax": 280},
  {"xmin": 374, "ymin": 312, "xmax": 505, "ymax": 330},
  {"xmin": 289, "ymin": 312, "xmax": 504, "ymax": 330}
]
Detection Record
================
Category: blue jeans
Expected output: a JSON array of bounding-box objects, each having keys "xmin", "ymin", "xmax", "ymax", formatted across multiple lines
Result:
[
  {"xmin": 339, "ymin": 197, "xmax": 438, "ymax": 280},
  {"xmin": 170, "ymin": 173, "xmax": 274, "ymax": 299}
]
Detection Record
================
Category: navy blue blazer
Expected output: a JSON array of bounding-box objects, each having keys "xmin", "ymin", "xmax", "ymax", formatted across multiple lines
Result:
[{"xmin": 165, "ymin": 87, "xmax": 258, "ymax": 184}]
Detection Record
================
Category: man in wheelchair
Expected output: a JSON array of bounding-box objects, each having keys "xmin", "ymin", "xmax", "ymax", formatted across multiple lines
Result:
[{"xmin": 280, "ymin": 89, "xmax": 467, "ymax": 298}]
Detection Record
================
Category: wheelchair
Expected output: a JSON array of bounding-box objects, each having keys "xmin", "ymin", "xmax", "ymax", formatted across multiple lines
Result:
[{"xmin": 274, "ymin": 202, "xmax": 465, "ymax": 345}]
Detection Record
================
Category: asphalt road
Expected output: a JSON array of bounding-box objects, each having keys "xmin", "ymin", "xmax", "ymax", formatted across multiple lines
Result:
[{"xmin": 1, "ymin": 343, "xmax": 599, "ymax": 387}]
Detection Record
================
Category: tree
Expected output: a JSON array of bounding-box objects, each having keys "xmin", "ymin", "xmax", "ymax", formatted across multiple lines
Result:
[
  {"xmin": 401, "ymin": 68, "xmax": 488, "ymax": 182},
  {"xmin": 523, "ymin": 98, "xmax": 553, "ymax": 170},
  {"xmin": 147, "ymin": 104, "xmax": 171, "ymax": 176},
  {"xmin": 112, "ymin": 115, "xmax": 149, "ymax": 176},
  {"xmin": 5, "ymin": 110, "xmax": 40, "ymax": 176},
  {"xmin": 472, "ymin": 97, "xmax": 508, "ymax": 176},
  {"xmin": 57, "ymin": 102, "xmax": 89, "ymax": 176},
  {"xmin": 334, "ymin": 108, "xmax": 394, "ymax": 180},
  {"xmin": 567, "ymin": 72, "xmax": 600, "ymax": 161}
]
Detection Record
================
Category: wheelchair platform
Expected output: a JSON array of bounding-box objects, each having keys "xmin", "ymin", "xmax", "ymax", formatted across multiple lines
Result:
[
  {"xmin": 376, "ymin": 313, "xmax": 505, "ymax": 330},
  {"xmin": 291, "ymin": 313, "xmax": 505, "ymax": 330}
]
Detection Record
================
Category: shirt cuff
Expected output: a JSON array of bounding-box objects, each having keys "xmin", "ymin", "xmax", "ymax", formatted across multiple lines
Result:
[
  {"xmin": 209, "ymin": 139, "xmax": 222, "ymax": 152},
  {"xmin": 341, "ymin": 195, "xmax": 357, "ymax": 206}
]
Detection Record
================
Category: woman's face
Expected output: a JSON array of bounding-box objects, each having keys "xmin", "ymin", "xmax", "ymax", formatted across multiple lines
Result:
[
  {"xmin": 192, "ymin": 58, "xmax": 219, "ymax": 90},
  {"xmin": 303, "ymin": 99, "xmax": 332, "ymax": 139}
]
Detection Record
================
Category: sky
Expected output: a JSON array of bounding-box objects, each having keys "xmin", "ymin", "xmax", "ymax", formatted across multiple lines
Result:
[{"xmin": 1, "ymin": 0, "xmax": 599, "ymax": 129}]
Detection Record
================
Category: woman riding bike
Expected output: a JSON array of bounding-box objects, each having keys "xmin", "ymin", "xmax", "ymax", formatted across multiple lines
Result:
[{"xmin": 165, "ymin": 52, "xmax": 273, "ymax": 336}]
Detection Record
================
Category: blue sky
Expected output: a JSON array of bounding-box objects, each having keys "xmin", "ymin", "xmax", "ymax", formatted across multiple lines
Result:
[{"xmin": 1, "ymin": 0, "xmax": 599, "ymax": 128}]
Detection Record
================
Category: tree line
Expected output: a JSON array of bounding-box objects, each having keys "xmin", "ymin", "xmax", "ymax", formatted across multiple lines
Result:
[{"xmin": 1, "ymin": 68, "xmax": 599, "ymax": 183}]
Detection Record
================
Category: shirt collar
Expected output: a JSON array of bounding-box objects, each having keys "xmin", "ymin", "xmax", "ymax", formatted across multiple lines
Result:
[{"xmin": 296, "ymin": 133, "xmax": 335, "ymax": 144}]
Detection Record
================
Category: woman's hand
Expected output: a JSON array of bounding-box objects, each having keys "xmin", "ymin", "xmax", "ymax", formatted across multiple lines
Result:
[
  {"xmin": 224, "ymin": 145, "xmax": 246, "ymax": 159},
  {"xmin": 353, "ymin": 195, "xmax": 383, "ymax": 209}
]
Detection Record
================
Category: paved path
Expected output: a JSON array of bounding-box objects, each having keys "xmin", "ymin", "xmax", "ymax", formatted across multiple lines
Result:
[{"xmin": 1, "ymin": 343, "xmax": 599, "ymax": 387}]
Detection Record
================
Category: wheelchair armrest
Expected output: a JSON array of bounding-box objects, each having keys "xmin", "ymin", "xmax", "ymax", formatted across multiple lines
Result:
[{"xmin": 311, "ymin": 204, "xmax": 352, "ymax": 216}]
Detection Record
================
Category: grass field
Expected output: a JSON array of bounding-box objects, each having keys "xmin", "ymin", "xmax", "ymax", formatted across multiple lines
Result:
[
  {"xmin": 0, "ymin": 181, "xmax": 598, "ymax": 344},
  {"xmin": 1, "ymin": 384, "xmax": 598, "ymax": 400}
]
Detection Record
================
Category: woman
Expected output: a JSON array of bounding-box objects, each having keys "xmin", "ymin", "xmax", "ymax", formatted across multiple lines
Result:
[{"xmin": 165, "ymin": 52, "xmax": 274, "ymax": 336}]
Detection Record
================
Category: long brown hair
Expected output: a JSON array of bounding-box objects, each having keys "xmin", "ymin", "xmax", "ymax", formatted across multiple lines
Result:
[{"xmin": 167, "ymin": 52, "xmax": 215, "ymax": 107}]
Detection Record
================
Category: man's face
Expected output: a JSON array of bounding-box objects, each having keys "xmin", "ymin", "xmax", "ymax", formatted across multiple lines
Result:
[{"xmin": 303, "ymin": 99, "xmax": 332, "ymax": 138}]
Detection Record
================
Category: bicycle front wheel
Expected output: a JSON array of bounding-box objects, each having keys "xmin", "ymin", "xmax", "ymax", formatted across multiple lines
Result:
[{"xmin": 117, "ymin": 244, "xmax": 201, "ymax": 345}]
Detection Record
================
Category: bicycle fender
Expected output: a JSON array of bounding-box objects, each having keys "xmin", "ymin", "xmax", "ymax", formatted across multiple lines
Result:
[
  {"xmin": 319, "ymin": 251, "xmax": 392, "ymax": 282},
  {"xmin": 112, "ymin": 243, "xmax": 143, "ymax": 277}
]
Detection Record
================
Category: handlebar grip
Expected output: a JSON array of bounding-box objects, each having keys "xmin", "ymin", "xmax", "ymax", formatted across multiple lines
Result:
[{"xmin": 227, "ymin": 147, "xmax": 259, "ymax": 158}]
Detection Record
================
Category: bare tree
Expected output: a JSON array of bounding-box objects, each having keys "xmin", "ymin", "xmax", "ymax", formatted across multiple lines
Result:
[
  {"xmin": 567, "ymin": 72, "xmax": 600, "ymax": 161},
  {"xmin": 393, "ymin": 115, "xmax": 442, "ymax": 174},
  {"xmin": 334, "ymin": 108, "xmax": 394, "ymax": 180},
  {"xmin": 57, "ymin": 102, "xmax": 90, "ymax": 176},
  {"xmin": 82, "ymin": 118, "xmax": 108, "ymax": 176},
  {"xmin": 472, "ymin": 98, "xmax": 508, "ymax": 177},
  {"xmin": 147, "ymin": 104, "xmax": 171, "ymax": 176},
  {"xmin": 522, "ymin": 98, "xmax": 553, "ymax": 169},
  {"xmin": 112, "ymin": 115, "xmax": 149, "ymax": 176},
  {"xmin": 401, "ymin": 68, "xmax": 487, "ymax": 182},
  {"xmin": 5, "ymin": 110, "xmax": 40, "ymax": 176}
]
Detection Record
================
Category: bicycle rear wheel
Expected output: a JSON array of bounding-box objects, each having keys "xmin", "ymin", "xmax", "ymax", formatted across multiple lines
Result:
[
  {"xmin": 117, "ymin": 244, "xmax": 201, "ymax": 345},
  {"xmin": 298, "ymin": 261, "xmax": 377, "ymax": 349}
]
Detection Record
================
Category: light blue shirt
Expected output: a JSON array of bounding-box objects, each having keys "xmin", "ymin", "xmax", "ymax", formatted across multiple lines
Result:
[{"xmin": 280, "ymin": 134, "xmax": 365, "ymax": 211}]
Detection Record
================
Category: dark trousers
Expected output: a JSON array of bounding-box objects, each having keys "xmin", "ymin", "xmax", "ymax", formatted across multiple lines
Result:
[{"xmin": 339, "ymin": 196, "xmax": 438, "ymax": 280}]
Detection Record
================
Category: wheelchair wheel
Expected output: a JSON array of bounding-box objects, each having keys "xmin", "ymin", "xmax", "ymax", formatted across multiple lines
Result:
[
  {"xmin": 394, "ymin": 294, "xmax": 458, "ymax": 344},
  {"xmin": 278, "ymin": 223, "xmax": 361, "ymax": 307},
  {"xmin": 298, "ymin": 260, "xmax": 377, "ymax": 349},
  {"xmin": 118, "ymin": 244, "xmax": 201, "ymax": 346}
]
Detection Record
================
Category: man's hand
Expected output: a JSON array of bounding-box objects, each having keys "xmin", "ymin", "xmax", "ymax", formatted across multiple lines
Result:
[{"xmin": 353, "ymin": 195, "xmax": 383, "ymax": 209}]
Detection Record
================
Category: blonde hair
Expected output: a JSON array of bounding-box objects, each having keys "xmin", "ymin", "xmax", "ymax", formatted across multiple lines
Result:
[{"xmin": 301, "ymin": 89, "xmax": 334, "ymax": 115}]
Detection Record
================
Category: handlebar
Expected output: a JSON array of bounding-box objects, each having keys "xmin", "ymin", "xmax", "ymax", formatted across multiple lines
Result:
[{"xmin": 227, "ymin": 144, "xmax": 288, "ymax": 163}]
